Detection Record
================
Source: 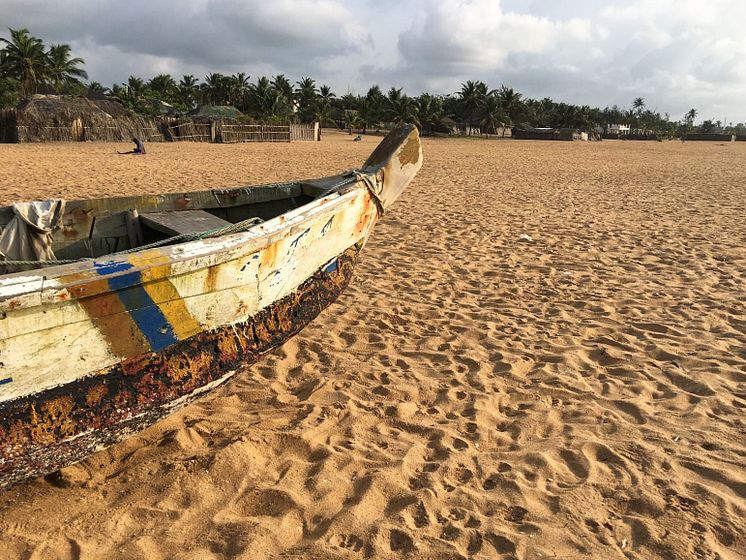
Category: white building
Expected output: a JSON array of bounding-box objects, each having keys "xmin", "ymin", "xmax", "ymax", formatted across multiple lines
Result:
[{"xmin": 607, "ymin": 124, "xmax": 630, "ymax": 135}]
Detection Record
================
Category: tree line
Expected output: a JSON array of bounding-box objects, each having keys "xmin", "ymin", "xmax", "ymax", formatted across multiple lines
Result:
[{"xmin": 2, "ymin": 28, "xmax": 745, "ymax": 138}]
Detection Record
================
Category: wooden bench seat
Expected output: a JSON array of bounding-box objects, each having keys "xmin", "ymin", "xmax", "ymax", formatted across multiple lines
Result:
[{"xmin": 140, "ymin": 210, "xmax": 231, "ymax": 237}]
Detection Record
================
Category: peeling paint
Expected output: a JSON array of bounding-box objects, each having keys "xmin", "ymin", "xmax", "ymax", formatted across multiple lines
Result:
[
  {"xmin": 0, "ymin": 246, "xmax": 358, "ymax": 489},
  {"xmin": 0, "ymin": 123, "xmax": 423, "ymax": 490}
]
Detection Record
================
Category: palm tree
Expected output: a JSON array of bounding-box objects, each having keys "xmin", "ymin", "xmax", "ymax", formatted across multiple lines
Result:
[
  {"xmin": 229, "ymin": 72, "xmax": 250, "ymax": 107},
  {"xmin": 415, "ymin": 93, "xmax": 443, "ymax": 135},
  {"xmin": 86, "ymin": 81, "xmax": 107, "ymax": 96},
  {"xmin": 458, "ymin": 80, "xmax": 487, "ymax": 133},
  {"xmin": 318, "ymin": 84, "xmax": 335, "ymax": 104},
  {"xmin": 46, "ymin": 44, "xmax": 87, "ymax": 93},
  {"xmin": 532, "ymin": 97, "xmax": 555, "ymax": 127},
  {"xmin": 295, "ymin": 77, "xmax": 318, "ymax": 122},
  {"xmin": 127, "ymin": 76, "xmax": 147, "ymax": 99},
  {"xmin": 313, "ymin": 98, "xmax": 333, "ymax": 127},
  {"xmin": 574, "ymin": 105, "xmax": 594, "ymax": 131},
  {"xmin": 494, "ymin": 86, "xmax": 523, "ymax": 125},
  {"xmin": 387, "ymin": 86, "xmax": 403, "ymax": 105},
  {"xmin": 479, "ymin": 94, "xmax": 507, "ymax": 135},
  {"xmin": 109, "ymin": 83, "xmax": 137, "ymax": 111},
  {"xmin": 271, "ymin": 74, "xmax": 294, "ymax": 110},
  {"xmin": 338, "ymin": 92, "xmax": 359, "ymax": 111},
  {"xmin": 0, "ymin": 28, "xmax": 48, "ymax": 97},
  {"xmin": 632, "ymin": 97, "xmax": 645, "ymax": 116},
  {"xmin": 248, "ymin": 76, "xmax": 277, "ymax": 119},
  {"xmin": 177, "ymin": 74, "xmax": 199, "ymax": 107},
  {"xmin": 356, "ymin": 98, "xmax": 377, "ymax": 133},
  {"xmin": 202, "ymin": 73, "xmax": 229, "ymax": 105},
  {"xmin": 343, "ymin": 109, "xmax": 360, "ymax": 134},
  {"xmin": 147, "ymin": 73, "xmax": 176, "ymax": 101},
  {"xmin": 365, "ymin": 85, "xmax": 385, "ymax": 128},
  {"xmin": 387, "ymin": 93, "xmax": 419, "ymax": 125},
  {"xmin": 685, "ymin": 108, "xmax": 697, "ymax": 124}
]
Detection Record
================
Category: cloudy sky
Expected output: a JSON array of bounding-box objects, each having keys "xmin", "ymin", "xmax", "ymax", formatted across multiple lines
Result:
[{"xmin": 3, "ymin": 0, "xmax": 745, "ymax": 122}]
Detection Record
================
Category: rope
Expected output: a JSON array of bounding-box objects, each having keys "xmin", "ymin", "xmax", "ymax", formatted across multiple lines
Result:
[
  {"xmin": 0, "ymin": 258, "xmax": 86, "ymax": 267},
  {"xmin": 0, "ymin": 170, "xmax": 383, "ymax": 269},
  {"xmin": 351, "ymin": 171, "xmax": 385, "ymax": 217},
  {"xmin": 318, "ymin": 170, "xmax": 385, "ymax": 216}
]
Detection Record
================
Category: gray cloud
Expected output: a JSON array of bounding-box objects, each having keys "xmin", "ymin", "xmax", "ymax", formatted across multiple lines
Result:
[
  {"xmin": 2, "ymin": 0, "xmax": 369, "ymax": 78},
  {"xmin": 1, "ymin": 0, "xmax": 744, "ymax": 122}
]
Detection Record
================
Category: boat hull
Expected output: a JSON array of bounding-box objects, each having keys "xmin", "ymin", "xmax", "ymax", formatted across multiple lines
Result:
[
  {"xmin": 0, "ymin": 245, "xmax": 358, "ymax": 488},
  {"xmin": 0, "ymin": 123, "xmax": 422, "ymax": 489}
]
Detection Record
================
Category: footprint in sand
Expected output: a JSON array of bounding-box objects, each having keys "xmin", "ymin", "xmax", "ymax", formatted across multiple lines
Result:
[
  {"xmin": 558, "ymin": 448, "xmax": 591, "ymax": 482},
  {"xmin": 485, "ymin": 533, "xmax": 517, "ymax": 555},
  {"xmin": 234, "ymin": 488, "xmax": 297, "ymax": 518},
  {"xmin": 467, "ymin": 531, "xmax": 483, "ymax": 554},
  {"xmin": 454, "ymin": 465, "xmax": 474, "ymax": 483},
  {"xmin": 440, "ymin": 523, "xmax": 461, "ymax": 541},
  {"xmin": 452, "ymin": 438, "xmax": 469, "ymax": 451},
  {"xmin": 338, "ymin": 534, "xmax": 364, "ymax": 552},
  {"xmin": 412, "ymin": 501, "xmax": 430, "ymax": 528},
  {"xmin": 389, "ymin": 529, "xmax": 414, "ymax": 553},
  {"xmin": 665, "ymin": 370, "xmax": 716, "ymax": 397}
]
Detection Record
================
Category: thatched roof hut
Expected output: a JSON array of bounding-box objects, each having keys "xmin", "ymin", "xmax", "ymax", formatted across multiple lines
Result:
[
  {"xmin": 91, "ymin": 98, "xmax": 127, "ymax": 117},
  {"xmin": 0, "ymin": 95, "xmax": 164, "ymax": 143},
  {"xmin": 435, "ymin": 116, "xmax": 459, "ymax": 134}
]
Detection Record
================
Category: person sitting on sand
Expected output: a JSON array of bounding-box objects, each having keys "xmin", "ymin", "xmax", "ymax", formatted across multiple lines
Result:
[{"xmin": 118, "ymin": 137, "xmax": 146, "ymax": 155}]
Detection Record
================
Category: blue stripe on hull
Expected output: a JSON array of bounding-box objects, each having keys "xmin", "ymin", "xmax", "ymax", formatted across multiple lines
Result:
[{"xmin": 95, "ymin": 260, "xmax": 178, "ymax": 352}]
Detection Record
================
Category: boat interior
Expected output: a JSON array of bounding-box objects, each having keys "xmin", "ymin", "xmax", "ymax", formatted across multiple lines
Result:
[{"xmin": 0, "ymin": 177, "xmax": 342, "ymax": 266}]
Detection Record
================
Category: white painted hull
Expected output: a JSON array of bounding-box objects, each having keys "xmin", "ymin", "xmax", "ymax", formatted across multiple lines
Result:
[{"xmin": 0, "ymin": 123, "xmax": 422, "ymax": 488}]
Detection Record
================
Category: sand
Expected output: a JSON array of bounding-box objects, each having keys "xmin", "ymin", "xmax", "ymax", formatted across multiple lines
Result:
[{"xmin": 0, "ymin": 134, "xmax": 744, "ymax": 559}]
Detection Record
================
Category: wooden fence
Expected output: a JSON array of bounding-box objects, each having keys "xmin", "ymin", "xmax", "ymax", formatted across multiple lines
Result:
[
  {"xmin": 167, "ymin": 121, "xmax": 212, "ymax": 142},
  {"xmin": 290, "ymin": 122, "xmax": 319, "ymax": 141},
  {"xmin": 1, "ymin": 110, "xmax": 320, "ymax": 144},
  {"xmin": 221, "ymin": 124, "xmax": 291, "ymax": 143}
]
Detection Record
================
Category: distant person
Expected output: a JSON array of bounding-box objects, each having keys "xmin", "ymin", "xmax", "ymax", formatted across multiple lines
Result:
[
  {"xmin": 118, "ymin": 137, "xmax": 146, "ymax": 155},
  {"xmin": 353, "ymin": 134, "xmax": 363, "ymax": 142}
]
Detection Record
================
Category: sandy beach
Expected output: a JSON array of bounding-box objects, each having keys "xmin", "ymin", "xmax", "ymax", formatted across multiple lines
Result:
[{"xmin": 0, "ymin": 133, "xmax": 744, "ymax": 559}]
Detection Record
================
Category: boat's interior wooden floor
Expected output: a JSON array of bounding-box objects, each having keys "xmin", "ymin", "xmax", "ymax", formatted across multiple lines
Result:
[{"xmin": 0, "ymin": 178, "xmax": 339, "ymax": 262}]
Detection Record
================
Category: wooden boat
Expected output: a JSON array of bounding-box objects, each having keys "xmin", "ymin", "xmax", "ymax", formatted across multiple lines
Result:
[{"xmin": 0, "ymin": 124, "xmax": 422, "ymax": 488}]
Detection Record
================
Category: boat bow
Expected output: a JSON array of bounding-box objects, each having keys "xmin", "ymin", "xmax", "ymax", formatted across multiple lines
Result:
[{"xmin": 360, "ymin": 123, "xmax": 422, "ymax": 210}]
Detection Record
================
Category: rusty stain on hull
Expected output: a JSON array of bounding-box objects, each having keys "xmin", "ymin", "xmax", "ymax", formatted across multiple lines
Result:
[{"xmin": 0, "ymin": 246, "xmax": 358, "ymax": 489}]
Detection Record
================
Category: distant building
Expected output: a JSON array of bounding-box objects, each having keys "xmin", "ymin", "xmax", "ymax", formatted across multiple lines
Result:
[
  {"xmin": 604, "ymin": 123, "xmax": 656, "ymax": 140},
  {"xmin": 607, "ymin": 124, "xmax": 630, "ymax": 135}
]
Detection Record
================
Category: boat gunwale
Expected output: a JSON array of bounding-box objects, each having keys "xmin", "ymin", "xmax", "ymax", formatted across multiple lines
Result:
[{"xmin": 0, "ymin": 178, "xmax": 366, "ymax": 311}]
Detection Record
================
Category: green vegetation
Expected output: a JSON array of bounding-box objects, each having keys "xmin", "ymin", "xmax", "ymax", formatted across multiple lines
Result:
[
  {"xmin": 0, "ymin": 28, "xmax": 88, "ymax": 105},
  {"xmin": 2, "ymin": 28, "xmax": 746, "ymax": 138}
]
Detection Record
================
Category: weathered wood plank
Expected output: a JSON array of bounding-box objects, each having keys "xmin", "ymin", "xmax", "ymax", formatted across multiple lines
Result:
[
  {"xmin": 125, "ymin": 209, "xmax": 143, "ymax": 249},
  {"xmin": 0, "ymin": 188, "xmax": 354, "ymax": 309},
  {"xmin": 0, "ymin": 191, "xmax": 375, "ymax": 402},
  {"xmin": 91, "ymin": 212, "xmax": 128, "ymax": 239},
  {"xmin": 53, "ymin": 184, "xmax": 302, "ymax": 242},
  {"xmin": 300, "ymin": 175, "xmax": 352, "ymax": 198},
  {"xmin": 0, "ymin": 183, "xmax": 304, "ymax": 227},
  {"xmin": 140, "ymin": 210, "xmax": 231, "ymax": 236}
]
